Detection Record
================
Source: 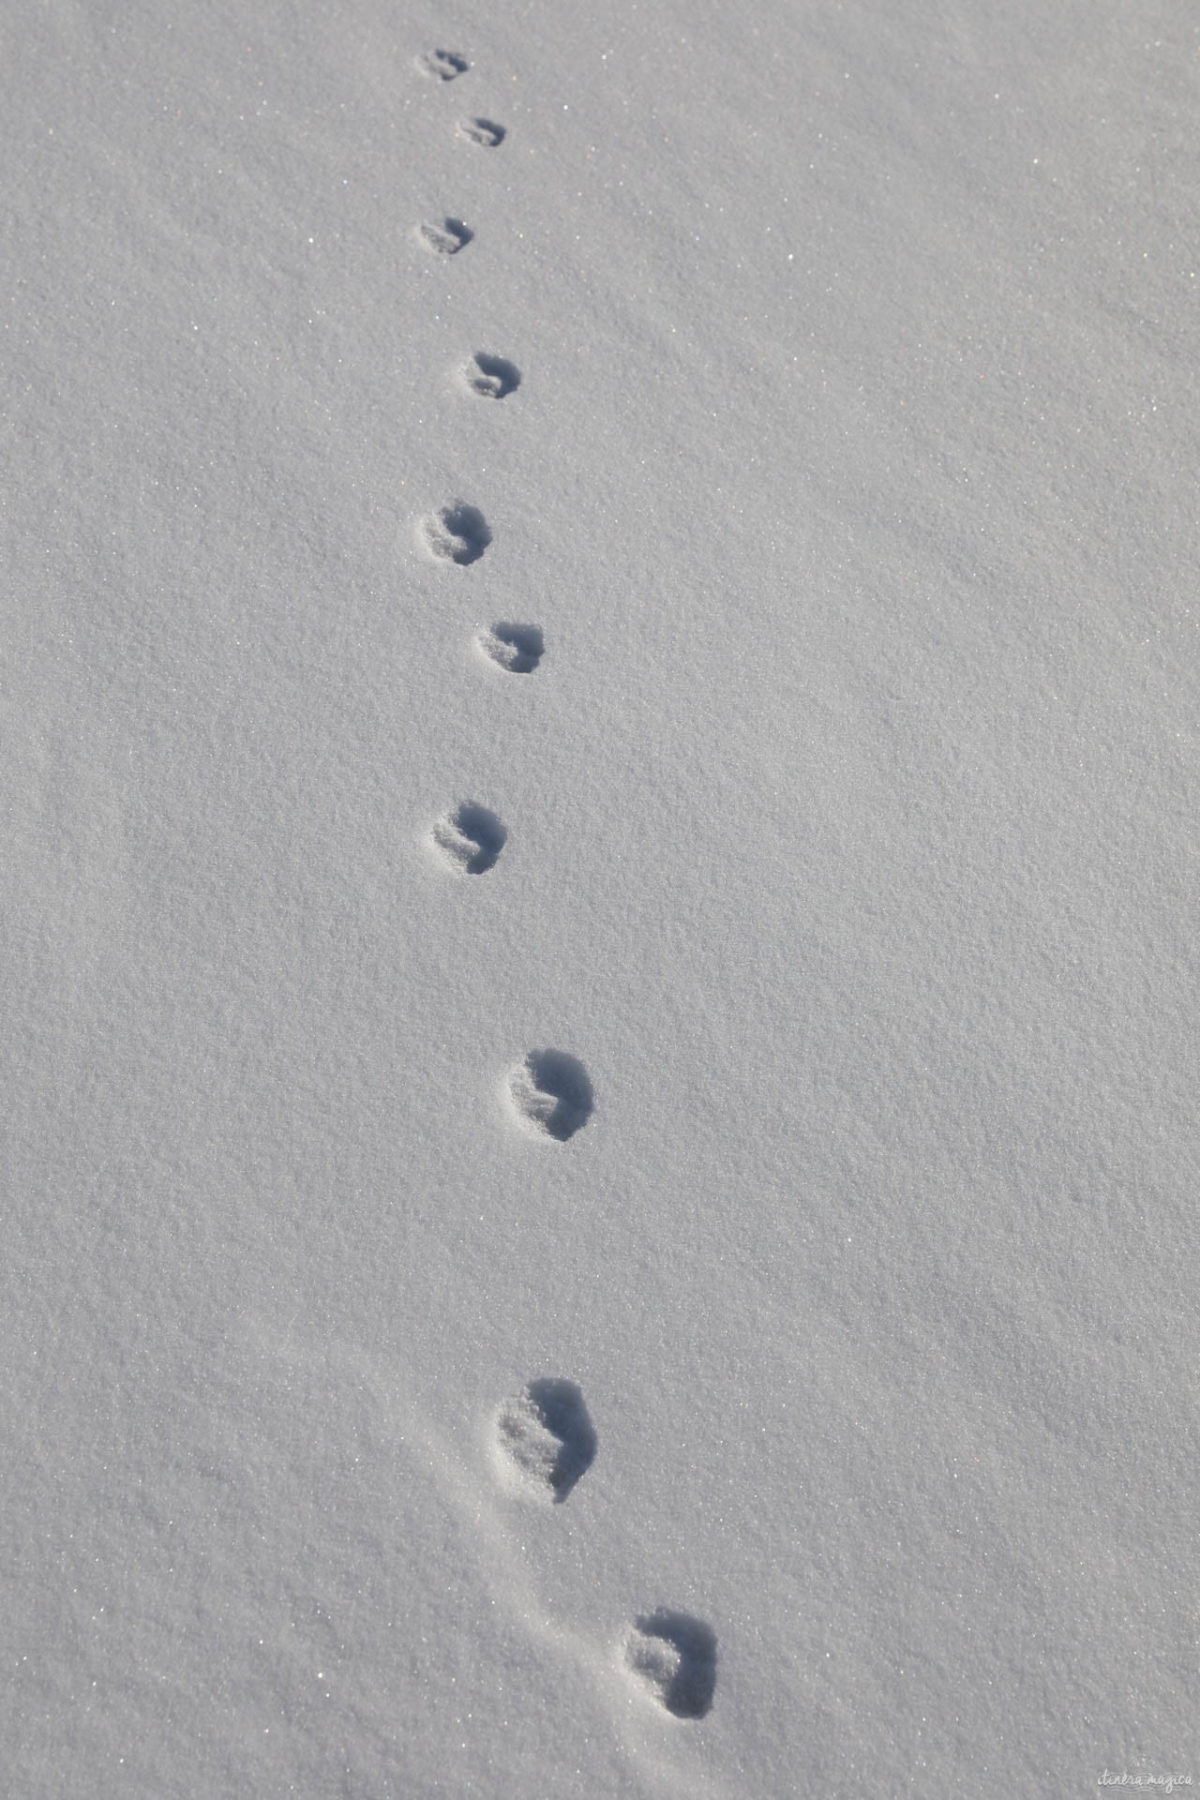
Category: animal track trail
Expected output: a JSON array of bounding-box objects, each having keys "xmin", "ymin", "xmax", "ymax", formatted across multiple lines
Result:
[
  {"xmin": 416, "ymin": 48, "xmax": 468, "ymax": 81},
  {"xmin": 478, "ymin": 622, "xmax": 543, "ymax": 674},
  {"xmin": 494, "ymin": 1379, "xmax": 597, "ymax": 1502},
  {"xmin": 415, "ymin": 217, "xmax": 473, "ymax": 256},
  {"xmin": 460, "ymin": 352, "xmax": 521, "ymax": 400},
  {"xmin": 507, "ymin": 1050, "xmax": 594, "ymax": 1141},
  {"xmin": 624, "ymin": 1612, "xmax": 718, "ymax": 1720},
  {"xmin": 418, "ymin": 501, "xmax": 491, "ymax": 566},
  {"xmin": 457, "ymin": 117, "xmax": 506, "ymax": 147},
  {"xmin": 431, "ymin": 802, "xmax": 506, "ymax": 875}
]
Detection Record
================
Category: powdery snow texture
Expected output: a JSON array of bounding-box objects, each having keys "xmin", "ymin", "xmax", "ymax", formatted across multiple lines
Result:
[{"xmin": 3, "ymin": 1, "xmax": 1198, "ymax": 1797}]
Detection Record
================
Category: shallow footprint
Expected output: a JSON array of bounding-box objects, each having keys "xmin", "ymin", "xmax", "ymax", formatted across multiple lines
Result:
[
  {"xmin": 416, "ymin": 48, "xmax": 468, "ymax": 81},
  {"xmin": 478, "ymin": 622, "xmax": 543, "ymax": 674},
  {"xmin": 457, "ymin": 116, "xmax": 506, "ymax": 147},
  {"xmin": 415, "ymin": 217, "xmax": 473, "ymax": 256},
  {"xmin": 623, "ymin": 1612, "xmax": 718, "ymax": 1719},
  {"xmin": 460, "ymin": 352, "xmax": 521, "ymax": 400},
  {"xmin": 507, "ymin": 1051, "xmax": 594, "ymax": 1141},
  {"xmin": 419, "ymin": 501, "xmax": 491, "ymax": 566},
  {"xmin": 431, "ymin": 810, "xmax": 507, "ymax": 878},
  {"xmin": 431, "ymin": 802, "xmax": 506, "ymax": 875},
  {"xmin": 495, "ymin": 1379, "xmax": 597, "ymax": 1502}
]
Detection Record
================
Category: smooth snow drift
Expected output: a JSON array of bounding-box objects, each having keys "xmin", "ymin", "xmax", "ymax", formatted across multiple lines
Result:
[{"xmin": 3, "ymin": 0, "xmax": 1198, "ymax": 1795}]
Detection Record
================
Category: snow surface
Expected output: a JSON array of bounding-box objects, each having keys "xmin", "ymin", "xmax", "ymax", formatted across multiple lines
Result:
[{"xmin": 3, "ymin": 0, "xmax": 1199, "ymax": 1794}]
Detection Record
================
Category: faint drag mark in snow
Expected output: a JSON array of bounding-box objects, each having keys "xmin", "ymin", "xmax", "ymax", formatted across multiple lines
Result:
[
  {"xmin": 415, "ymin": 217, "xmax": 473, "ymax": 256},
  {"xmin": 623, "ymin": 1611, "xmax": 718, "ymax": 1719},
  {"xmin": 418, "ymin": 501, "xmax": 491, "ymax": 566},
  {"xmin": 457, "ymin": 117, "xmax": 506, "ymax": 147},
  {"xmin": 495, "ymin": 1379, "xmax": 597, "ymax": 1502},
  {"xmin": 416, "ymin": 48, "xmax": 468, "ymax": 81},
  {"xmin": 459, "ymin": 352, "xmax": 521, "ymax": 399},
  {"xmin": 431, "ymin": 802, "xmax": 507, "ymax": 875},
  {"xmin": 336, "ymin": 1345, "xmax": 730, "ymax": 1800},
  {"xmin": 477, "ymin": 622, "xmax": 543, "ymax": 674},
  {"xmin": 507, "ymin": 1050, "xmax": 594, "ymax": 1141}
]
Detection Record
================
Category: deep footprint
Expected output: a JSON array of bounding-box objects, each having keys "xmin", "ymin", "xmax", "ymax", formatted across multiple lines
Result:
[
  {"xmin": 624, "ymin": 1612, "xmax": 718, "ymax": 1719},
  {"xmin": 419, "ymin": 502, "xmax": 491, "ymax": 566},
  {"xmin": 416, "ymin": 49, "xmax": 468, "ymax": 81},
  {"xmin": 460, "ymin": 353, "xmax": 521, "ymax": 400},
  {"xmin": 416, "ymin": 217, "xmax": 473, "ymax": 256},
  {"xmin": 495, "ymin": 1379, "xmax": 597, "ymax": 1502},
  {"xmin": 457, "ymin": 117, "xmax": 506, "ymax": 147},
  {"xmin": 507, "ymin": 1050, "xmax": 594, "ymax": 1141},
  {"xmin": 431, "ymin": 802, "xmax": 506, "ymax": 875},
  {"xmin": 478, "ymin": 623, "xmax": 543, "ymax": 674}
]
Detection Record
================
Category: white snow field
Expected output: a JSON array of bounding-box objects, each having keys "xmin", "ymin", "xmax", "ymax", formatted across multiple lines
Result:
[{"xmin": 3, "ymin": 0, "xmax": 1198, "ymax": 1794}]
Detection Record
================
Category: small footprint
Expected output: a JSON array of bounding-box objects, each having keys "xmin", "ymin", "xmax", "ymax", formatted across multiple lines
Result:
[
  {"xmin": 460, "ymin": 352, "xmax": 521, "ymax": 400},
  {"xmin": 457, "ymin": 117, "xmax": 506, "ymax": 147},
  {"xmin": 623, "ymin": 1612, "xmax": 718, "ymax": 1720},
  {"xmin": 419, "ymin": 501, "xmax": 491, "ymax": 566},
  {"xmin": 431, "ymin": 802, "xmax": 506, "ymax": 875},
  {"xmin": 494, "ymin": 1379, "xmax": 597, "ymax": 1502},
  {"xmin": 507, "ymin": 1050, "xmax": 594, "ymax": 1141},
  {"xmin": 416, "ymin": 49, "xmax": 468, "ymax": 81},
  {"xmin": 415, "ymin": 217, "xmax": 473, "ymax": 256},
  {"xmin": 477, "ymin": 623, "xmax": 543, "ymax": 674}
]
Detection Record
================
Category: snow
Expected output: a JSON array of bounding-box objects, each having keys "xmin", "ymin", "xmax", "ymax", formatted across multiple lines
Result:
[{"xmin": 3, "ymin": 0, "xmax": 1198, "ymax": 1794}]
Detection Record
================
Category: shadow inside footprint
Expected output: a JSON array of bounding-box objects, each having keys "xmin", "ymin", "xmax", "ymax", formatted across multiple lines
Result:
[
  {"xmin": 420, "ymin": 501, "xmax": 491, "ymax": 566},
  {"xmin": 496, "ymin": 1378, "xmax": 597, "ymax": 1502},
  {"xmin": 478, "ymin": 622, "xmax": 543, "ymax": 673},
  {"xmin": 624, "ymin": 1611, "xmax": 718, "ymax": 1719},
  {"xmin": 417, "ymin": 48, "xmax": 468, "ymax": 81},
  {"xmin": 458, "ymin": 117, "xmax": 506, "ymax": 147},
  {"xmin": 508, "ymin": 1050, "xmax": 593, "ymax": 1141},
  {"xmin": 461, "ymin": 353, "xmax": 521, "ymax": 399},
  {"xmin": 416, "ymin": 217, "xmax": 473, "ymax": 256},
  {"xmin": 432, "ymin": 802, "xmax": 506, "ymax": 875}
]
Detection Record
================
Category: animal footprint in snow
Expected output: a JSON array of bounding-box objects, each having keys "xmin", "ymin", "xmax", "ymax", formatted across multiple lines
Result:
[
  {"xmin": 416, "ymin": 49, "xmax": 468, "ymax": 81},
  {"xmin": 477, "ymin": 622, "xmax": 543, "ymax": 674},
  {"xmin": 494, "ymin": 1379, "xmax": 597, "ymax": 1502},
  {"xmin": 431, "ymin": 802, "xmax": 506, "ymax": 875},
  {"xmin": 457, "ymin": 117, "xmax": 506, "ymax": 147},
  {"xmin": 460, "ymin": 352, "xmax": 521, "ymax": 400},
  {"xmin": 623, "ymin": 1611, "xmax": 718, "ymax": 1719},
  {"xmin": 415, "ymin": 217, "xmax": 473, "ymax": 256},
  {"xmin": 507, "ymin": 1050, "xmax": 594, "ymax": 1141},
  {"xmin": 418, "ymin": 501, "xmax": 491, "ymax": 566}
]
